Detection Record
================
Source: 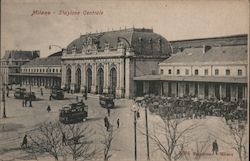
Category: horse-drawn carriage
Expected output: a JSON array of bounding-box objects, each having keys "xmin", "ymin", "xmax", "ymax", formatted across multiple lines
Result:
[{"xmin": 99, "ymin": 93, "xmax": 115, "ymax": 108}]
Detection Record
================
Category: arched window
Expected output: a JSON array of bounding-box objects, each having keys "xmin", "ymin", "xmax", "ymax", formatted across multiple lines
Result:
[
  {"xmin": 110, "ymin": 68, "xmax": 117, "ymax": 95},
  {"xmin": 97, "ymin": 68, "xmax": 104, "ymax": 94},
  {"xmin": 86, "ymin": 68, "xmax": 92, "ymax": 93}
]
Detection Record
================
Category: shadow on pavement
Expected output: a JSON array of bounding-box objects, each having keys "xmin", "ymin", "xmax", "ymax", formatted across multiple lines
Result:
[{"xmin": 86, "ymin": 116, "xmax": 103, "ymax": 122}]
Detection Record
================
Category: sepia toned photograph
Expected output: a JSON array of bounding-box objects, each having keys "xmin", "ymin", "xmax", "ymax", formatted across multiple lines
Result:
[{"xmin": 0, "ymin": 0, "xmax": 249, "ymax": 161}]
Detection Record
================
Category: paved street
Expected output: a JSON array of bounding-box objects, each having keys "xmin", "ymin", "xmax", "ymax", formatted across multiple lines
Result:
[{"xmin": 0, "ymin": 86, "xmax": 243, "ymax": 161}]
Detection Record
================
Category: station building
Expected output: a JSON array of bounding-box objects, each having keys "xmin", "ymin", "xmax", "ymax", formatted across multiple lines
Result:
[
  {"xmin": 61, "ymin": 28, "xmax": 172, "ymax": 98},
  {"xmin": 18, "ymin": 52, "xmax": 62, "ymax": 88},
  {"xmin": 134, "ymin": 34, "xmax": 248, "ymax": 102},
  {"xmin": 0, "ymin": 50, "xmax": 40, "ymax": 85}
]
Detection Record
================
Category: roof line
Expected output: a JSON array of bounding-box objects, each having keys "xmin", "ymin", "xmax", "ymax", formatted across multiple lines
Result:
[{"xmin": 169, "ymin": 34, "xmax": 248, "ymax": 42}]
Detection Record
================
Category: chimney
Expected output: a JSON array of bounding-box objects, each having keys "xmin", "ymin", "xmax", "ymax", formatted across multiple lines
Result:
[{"xmin": 203, "ymin": 45, "xmax": 211, "ymax": 54}]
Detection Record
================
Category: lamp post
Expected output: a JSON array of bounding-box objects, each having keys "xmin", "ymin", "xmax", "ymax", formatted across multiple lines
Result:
[
  {"xmin": 130, "ymin": 101, "xmax": 139, "ymax": 161},
  {"xmin": 2, "ymin": 85, "xmax": 6, "ymax": 118},
  {"xmin": 142, "ymin": 100, "xmax": 150, "ymax": 160}
]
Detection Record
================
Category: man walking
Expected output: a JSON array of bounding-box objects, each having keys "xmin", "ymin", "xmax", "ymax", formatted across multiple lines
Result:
[
  {"xmin": 21, "ymin": 134, "xmax": 28, "ymax": 148},
  {"xmin": 47, "ymin": 105, "xmax": 51, "ymax": 112},
  {"xmin": 40, "ymin": 88, "xmax": 43, "ymax": 96},
  {"xmin": 212, "ymin": 140, "xmax": 219, "ymax": 155},
  {"xmin": 117, "ymin": 118, "xmax": 120, "ymax": 128},
  {"xmin": 107, "ymin": 108, "xmax": 111, "ymax": 117}
]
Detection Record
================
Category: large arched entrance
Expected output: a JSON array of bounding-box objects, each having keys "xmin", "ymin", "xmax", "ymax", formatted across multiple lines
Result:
[
  {"xmin": 110, "ymin": 68, "xmax": 117, "ymax": 95},
  {"xmin": 86, "ymin": 68, "xmax": 92, "ymax": 93},
  {"xmin": 97, "ymin": 68, "xmax": 104, "ymax": 94},
  {"xmin": 66, "ymin": 68, "xmax": 71, "ymax": 90},
  {"xmin": 75, "ymin": 67, "xmax": 81, "ymax": 93}
]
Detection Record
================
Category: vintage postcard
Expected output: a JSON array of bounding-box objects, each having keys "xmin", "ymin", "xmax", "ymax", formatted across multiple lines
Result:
[{"xmin": 0, "ymin": 0, "xmax": 249, "ymax": 161}]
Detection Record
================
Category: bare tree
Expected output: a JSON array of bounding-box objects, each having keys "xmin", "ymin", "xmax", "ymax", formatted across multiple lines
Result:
[
  {"xmin": 62, "ymin": 123, "xmax": 97, "ymax": 161},
  {"xmin": 218, "ymin": 120, "xmax": 248, "ymax": 161},
  {"xmin": 99, "ymin": 116, "xmax": 119, "ymax": 161},
  {"xmin": 193, "ymin": 137, "xmax": 211, "ymax": 161},
  {"xmin": 144, "ymin": 117, "xmax": 200, "ymax": 161},
  {"xmin": 25, "ymin": 121, "xmax": 63, "ymax": 161}
]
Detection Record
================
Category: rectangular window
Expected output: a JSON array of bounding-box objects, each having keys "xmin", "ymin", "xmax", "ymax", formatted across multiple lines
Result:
[
  {"xmin": 176, "ymin": 69, "xmax": 180, "ymax": 75},
  {"xmin": 215, "ymin": 69, "xmax": 219, "ymax": 75},
  {"xmin": 204, "ymin": 69, "xmax": 208, "ymax": 75},
  {"xmin": 226, "ymin": 69, "xmax": 230, "ymax": 76},
  {"xmin": 185, "ymin": 69, "xmax": 189, "ymax": 75},
  {"xmin": 194, "ymin": 69, "xmax": 198, "ymax": 75},
  {"xmin": 238, "ymin": 69, "xmax": 242, "ymax": 76},
  {"xmin": 168, "ymin": 69, "xmax": 172, "ymax": 74}
]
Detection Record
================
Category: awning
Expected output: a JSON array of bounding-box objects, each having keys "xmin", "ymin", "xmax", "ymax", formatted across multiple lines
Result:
[
  {"xmin": 9, "ymin": 73, "xmax": 61, "ymax": 78},
  {"xmin": 134, "ymin": 75, "xmax": 247, "ymax": 83}
]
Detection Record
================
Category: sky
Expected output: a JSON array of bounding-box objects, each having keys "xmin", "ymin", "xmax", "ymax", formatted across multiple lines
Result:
[{"xmin": 1, "ymin": 0, "xmax": 249, "ymax": 57}]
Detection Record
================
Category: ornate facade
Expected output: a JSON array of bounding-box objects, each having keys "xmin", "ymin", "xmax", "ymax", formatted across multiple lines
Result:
[{"xmin": 61, "ymin": 28, "xmax": 172, "ymax": 98}]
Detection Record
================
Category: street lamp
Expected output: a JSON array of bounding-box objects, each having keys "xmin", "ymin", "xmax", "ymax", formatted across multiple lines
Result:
[
  {"xmin": 141, "ymin": 99, "xmax": 150, "ymax": 160},
  {"xmin": 130, "ymin": 101, "xmax": 139, "ymax": 161},
  {"xmin": 49, "ymin": 44, "xmax": 63, "ymax": 50}
]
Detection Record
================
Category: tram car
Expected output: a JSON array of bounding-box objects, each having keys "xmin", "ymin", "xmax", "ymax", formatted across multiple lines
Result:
[
  {"xmin": 99, "ymin": 93, "xmax": 115, "ymax": 108},
  {"xmin": 14, "ymin": 88, "xmax": 26, "ymax": 99},
  {"xmin": 51, "ymin": 87, "xmax": 64, "ymax": 100},
  {"xmin": 59, "ymin": 102, "xmax": 88, "ymax": 124}
]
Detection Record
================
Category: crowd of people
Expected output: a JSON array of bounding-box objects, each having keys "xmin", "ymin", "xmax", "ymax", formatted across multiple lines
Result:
[{"xmin": 140, "ymin": 94, "xmax": 247, "ymax": 122}]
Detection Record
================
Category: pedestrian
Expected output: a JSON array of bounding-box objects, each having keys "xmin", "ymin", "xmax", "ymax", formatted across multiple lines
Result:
[
  {"xmin": 49, "ymin": 95, "xmax": 52, "ymax": 101},
  {"xmin": 29, "ymin": 99, "xmax": 32, "ymax": 107},
  {"xmin": 212, "ymin": 140, "xmax": 219, "ymax": 155},
  {"xmin": 21, "ymin": 134, "xmax": 28, "ymax": 148},
  {"xmin": 106, "ymin": 120, "xmax": 110, "ymax": 131},
  {"xmin": 22, "ymin": 100, "xmax": 25, "ymax": 107},
  {"xmin": 137, "ymin": 111, "xmax": 140, "ymax": 119},
  {"xmin": 84, "ymin": 88, "xmax": 88, "ymax": 100},
  {"xmin": 47, "ymin": 105, "xmax": 51, "ymax": 112},
  {"xmin": 76, "ymin": 96, "xmax": 78, "ymax": 102},
  {"xmin": 24, "ymin": 99, "xmax": 27, "ymax": 107},
  {"xmin": 40, "ymin": 88, "xmax": 43, "ymax": 96},
  {"xmin": 117, "ymin": 118, "xmax": 120, "ymax": 128},
  {"xmin": 107, "ymin": 108, "xmax": 110, "ymax": 117},
  {"xmin": 62, "ymin": 132, "xmax": 66, "ymax": 145},
  {"xmin": 104, "ymin": 116, "xmax": 108, "ymax": 127}
]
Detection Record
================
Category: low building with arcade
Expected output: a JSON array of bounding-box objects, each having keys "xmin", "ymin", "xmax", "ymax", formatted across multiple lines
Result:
[{"xmin": 134, "ymin": 34, "xmax": 248, "ymax": 102}]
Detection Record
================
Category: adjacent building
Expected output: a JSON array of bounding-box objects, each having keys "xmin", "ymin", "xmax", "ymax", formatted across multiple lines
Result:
[
  {"xmin": 18, "ymin": 52, "xmax": 62, "ymax": 87},
  {"xmin": 134, "ymin": 34, "xmax": 248, "ymax": 102},
  {"xmin": 0, "ymin": 50, "xmax": 40, "ymax": 85},
  {"xmin": 61, "ymin": 28, "xmax": 172, "ymax": 98}
]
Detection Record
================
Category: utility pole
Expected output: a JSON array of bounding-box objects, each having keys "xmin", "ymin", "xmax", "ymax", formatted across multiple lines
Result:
[
  {"xmin": 134, "ymin": 110, "xmax": 137, "ymax": 161},
  {"xmin": 145, "ymin": 105, "xmax": 150, "ymax": 160},
  {"xmin": 131, "ymin": 102, "xmax": 138, "ymax": 161},
  {"xmin": 2, "ymin": 85, "xmax": 6, "ymax": 118}
]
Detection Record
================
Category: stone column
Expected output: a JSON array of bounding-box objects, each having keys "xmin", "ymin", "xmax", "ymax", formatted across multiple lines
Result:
[
  {"xmin": 103, "ymin": 63, "xmax": 109, "ymax": 93},
  {"xmin": 71, "ymin": 64, "xmax": 76, "ymax": 92},
  {"xmin": 116, "ymin": 63, "xmax": 121, "ymax": 97},
  {"xmin": 125, "ymin": 58, "xmax": 130, "ymax": 98},
  {"xmin": 91, "ymin": 63, "xmax": 97, "ymax": 93},
  {"xmin": 61, "ymin": 63, "xmax": 67, "ymax": 89},
  {"xmin": 119, "ymin": 61, "xmax": 125, "ymax": 98},
  {"xmin": 80, "ymin": 63, "xmax": 86, "ymax": 92}
]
